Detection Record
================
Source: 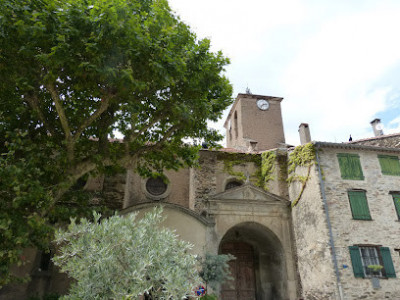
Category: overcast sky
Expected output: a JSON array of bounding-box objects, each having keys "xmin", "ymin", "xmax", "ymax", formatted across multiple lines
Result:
[{"xmin": 168, "ymin": 0, "xmax": 400, "ymax": 146}]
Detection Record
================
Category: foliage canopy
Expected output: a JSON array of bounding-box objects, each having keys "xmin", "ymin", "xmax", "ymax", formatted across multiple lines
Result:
[{"xmin": 0, "ymin": 0, "xmax": 232, "ymax": 285}]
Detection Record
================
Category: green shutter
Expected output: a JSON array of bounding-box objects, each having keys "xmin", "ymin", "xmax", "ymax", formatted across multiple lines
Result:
[
  {"xmin": 337, "ymin": 153, "xmax": 364, "ymax": 180},
  {"xmin": 380, "ymin": 247, "xmax": 396, "ymax": 278},
  {"xmin": 378, "ymin": 155, "xmax": 400, "ymax": 176},
  {"xmin": 349, "ymin": 246, "xmax": 365, "ymax": 278},
  {"xmin": 393, "ymin": 194, "xmax": 400, "ymax": 220},
  {"xmin": 348, "ymin": 191, "xmax": 371, "ymax": 220}
]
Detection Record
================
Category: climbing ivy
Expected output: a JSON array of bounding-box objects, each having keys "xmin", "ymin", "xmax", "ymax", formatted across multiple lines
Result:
[
  {"xmin": 287, "ymin": 143, "xmax": 316, "ymax": 207},
  {"xmin": 217, "ymin": 152, "xmax": 262, "ymax": 186},
  {"xmin": 223, "ymin": 159, "xmax": 248, "ymax": 182},
  {"xmin": 260, "ymin": 151, "xmax": 276, "ymax": 190},
  {"xmin": 217, "ymin": 150, "xmax": 286, "ymax": 191}
]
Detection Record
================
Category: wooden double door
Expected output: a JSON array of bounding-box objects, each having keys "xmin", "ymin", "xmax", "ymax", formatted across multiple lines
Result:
[{"xmin": 221, "ymin": 242, "xmax": 256, "ymax": 300}]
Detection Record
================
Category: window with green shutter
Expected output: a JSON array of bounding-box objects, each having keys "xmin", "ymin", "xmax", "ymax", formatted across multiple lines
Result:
[
  {"xmin": 337, "ymin": 153, "xmax": 364, "ymax": 180},
  {"xmin": 348, "ymin": 190, "xmax": 371, "ymax": 220},
  {"xmin": 391, "ymin": 193, "xmax": 400, "ymax": 220},
  {"xmin": 380, "ymin": 247, "xmax": 396, "ymax": 278},
  {"xmin": 349, "ymin": 245, "xmax": 396, "ymax": 278},
  {"xmin": 378, "ymin": 155, "xmax": 400, "ymax": 176},
  {"xmin": 349, "ymin": 246, "xmax": 365, "ymax": 278}
]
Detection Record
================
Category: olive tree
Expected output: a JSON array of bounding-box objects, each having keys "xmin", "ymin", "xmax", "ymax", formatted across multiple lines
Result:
[{"xmin": 53, "ymin": 208, "xmax": 201, "ymax": 299}]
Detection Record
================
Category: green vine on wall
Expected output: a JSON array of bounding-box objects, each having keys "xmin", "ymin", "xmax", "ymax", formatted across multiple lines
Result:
[
  {"xmin": 217, "ymin": 152, "xmax": 263, "ymax": 186},
  {"xmin": 223, "ymin": 159, "xmax": 248, "ymax": 182},
  {"xmin": 260, "ymin": 151, "xmax": 276, "ymax": 190},
  {"xmin": 287, "ymin": 143, "xmax": 316, "ymax": 207},
  {"xmin": 218, "ymin": 150, "xmax": 284, "ymax": 191}
]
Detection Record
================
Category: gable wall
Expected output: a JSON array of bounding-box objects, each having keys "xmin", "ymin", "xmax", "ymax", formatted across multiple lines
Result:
[{"xmin": 289, "ymin": 163, "xmax": 339, "ymax": 300}]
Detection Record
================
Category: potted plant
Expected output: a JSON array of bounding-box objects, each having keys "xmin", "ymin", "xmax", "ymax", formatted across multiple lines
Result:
[{"xmin": 367, "ymin": 265, "xmax": 383, "ymax": 289}]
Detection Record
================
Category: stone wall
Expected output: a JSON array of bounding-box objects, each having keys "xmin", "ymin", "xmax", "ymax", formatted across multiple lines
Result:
[
  {"xmin": 192, "ymin": 151, "xmax": 218, "ymax": 212},
  {"xmin": 264, "ymin": 149, "xmax": 289, "ymax": 199},
  {"xmin": 318, "ymin": 146, "xmax": 400, "ymax": 299},
  {"xmin": 289, "ymin": 163, "xmax": 340, "ymax": 300}
]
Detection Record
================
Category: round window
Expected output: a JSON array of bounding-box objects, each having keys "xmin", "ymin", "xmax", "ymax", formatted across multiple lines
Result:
[{"xmin": 146, "ymin": 177, "xmax": 168, "ymax": 196}]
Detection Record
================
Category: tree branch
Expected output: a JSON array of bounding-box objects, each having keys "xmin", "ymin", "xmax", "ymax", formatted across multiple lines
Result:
[
  {"xmin": 127, "ymin": 115, "xmax": 163, "ymax": 143},
  {"xmin": 47, "ymin": 124, "xmax": 181, "ymax": 211},
  {"xmin": 46, "ymin": 83, "xmax": 71, "ymax": 138},
  {"xmin": 47, "ymin": 159, "xmax": 99, "ymax": 213},
  {"xmin": 25, "ymin": 92, "xmax": 56, "ymax": 136},
  {"xmin": 73, "ymin": 97, "xmax": 110, "ymax": 142},
  {"xmin": 128, "ymin": 124, "xmax": 182, "ymax": 159},
  {"xmin": 46, "ymin": 82, "xmax": 76, "ymax": 161}
]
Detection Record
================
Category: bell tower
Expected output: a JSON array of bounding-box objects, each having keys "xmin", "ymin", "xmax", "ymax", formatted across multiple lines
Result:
[{"xmin": 224, "ymin": 93, "xmax": 286, "ymax": 151}]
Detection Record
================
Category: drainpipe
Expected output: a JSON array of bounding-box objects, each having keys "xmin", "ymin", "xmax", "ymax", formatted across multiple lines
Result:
[{"xmin": 315, "ymin": 144, "xmax": 344, "ymax": 300}]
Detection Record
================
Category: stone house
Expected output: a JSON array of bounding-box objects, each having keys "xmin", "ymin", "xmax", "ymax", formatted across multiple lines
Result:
[
  {"xmin": 2, "ymin": 94, "xmax": 400, "ymax": 300},
  {"xmin": 290, "ymin": 123, "xmax": 400, "ymax": 300}
]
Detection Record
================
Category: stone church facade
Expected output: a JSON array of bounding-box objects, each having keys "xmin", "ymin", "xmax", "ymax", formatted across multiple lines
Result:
[{"xmin": 2, "ymin": 93, "xmax": 400, "ymax": 300}]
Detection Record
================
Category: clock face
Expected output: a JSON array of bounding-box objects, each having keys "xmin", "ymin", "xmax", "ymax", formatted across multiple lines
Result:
[{"xmin": 257, "ymin": 99, "xmax": 269, "ymax": 111}]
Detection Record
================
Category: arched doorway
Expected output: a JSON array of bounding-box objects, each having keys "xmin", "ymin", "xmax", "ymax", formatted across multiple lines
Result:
[{"xmin": 219, "ymin": 222, "xmax": 287, "ymax": 300}]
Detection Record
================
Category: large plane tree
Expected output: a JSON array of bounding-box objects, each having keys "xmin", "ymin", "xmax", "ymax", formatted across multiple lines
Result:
[{"xmin": 0, "ymin": 0, "xmax": 232, "ymax": 286}]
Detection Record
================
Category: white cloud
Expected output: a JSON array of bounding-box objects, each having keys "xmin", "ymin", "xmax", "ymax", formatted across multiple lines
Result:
[
  {"xmin": 168, "ymin": 0, "xmax": 400, "ymax": 146},
  {"xmin": 281, "ymin": 6, "xmax": 400, "ymax": 144}
]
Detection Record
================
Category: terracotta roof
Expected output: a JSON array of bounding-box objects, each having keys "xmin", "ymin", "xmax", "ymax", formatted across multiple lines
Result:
[
  {"xmin": 348, "ymin": 132, "xmax": 400, "ymax": 144},
  {"xmin": 201, "ymin": 147, "xmax": 263, "ymax": 154}
]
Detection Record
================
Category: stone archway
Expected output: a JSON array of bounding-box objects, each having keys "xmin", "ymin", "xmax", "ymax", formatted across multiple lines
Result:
[{"xmin": 219, "ymin": 222, "xmax": 287, "ymax": 300}]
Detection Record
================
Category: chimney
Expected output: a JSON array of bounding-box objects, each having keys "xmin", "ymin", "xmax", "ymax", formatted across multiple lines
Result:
[
  {"xmin": 245, "ymin": 139, "xmax": 258, "ymax": 152},
  {"xmin": 370, "ymin": 118, "xmax": 384, "ymax": 137},
  {"xmin": 299, "ymin": 123, "xmax": 311, "ymax": 145}
]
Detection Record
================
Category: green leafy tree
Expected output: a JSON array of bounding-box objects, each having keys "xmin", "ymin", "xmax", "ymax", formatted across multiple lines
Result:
[
  {"xmin": 0, "ymin": 0, "xmax": 232, "ymax": 286},
  {"xmin": 199, "ymin": 253, "xmax": 235, "ymax": 294},
  {"xmin": 52, "ymin": 208, "xmax": 201, "ymax": 299}
]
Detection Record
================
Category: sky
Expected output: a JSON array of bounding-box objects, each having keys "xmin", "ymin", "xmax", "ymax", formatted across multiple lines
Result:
[{"xmin": 168, "ymin": 0, "xmax": 400, "ymax": 146}]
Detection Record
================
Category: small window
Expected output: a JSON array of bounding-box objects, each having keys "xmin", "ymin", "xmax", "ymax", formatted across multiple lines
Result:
[
  {"xmin": 349, "ymin": 246, "xmax": 396, "ymax": 278},
  {"xmin": 391, "ymin": 193, "xmax": 400, "ymax": 220},
  {"xmin": 360, "ymin": 247, "xmax": 383, "ymax": 277},
  {"xmin": 337, "ymin": 153, "xmax": 364, "ymax": 180},
  {"xmin": 225, "ymin": 181, "xmax": 242, "ymax": 190},
  {"xmin": 378, "ymin": 155, "xmax": 400, "ymax": 176},
  {"xmin": 234, "ymin": 111, "xmax": 238, "ymax": 139},
  {"xmin": 146, "ymin": 178, "xmax": 167, "ymax": 196},
  {"xmin": 348, "ymin": 190, "xmax": 371, "ymax": 220}
]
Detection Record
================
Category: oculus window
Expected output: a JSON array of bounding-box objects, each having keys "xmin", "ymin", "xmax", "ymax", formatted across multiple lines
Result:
[{"xmin": 143, "ymin": 177, "xmax": 170, "ymax": 201}]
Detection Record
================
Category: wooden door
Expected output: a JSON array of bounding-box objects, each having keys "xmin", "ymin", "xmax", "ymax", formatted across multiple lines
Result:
[{"xmin": 221, "ymin": 242, "xmax": 256, "ymax": 300}]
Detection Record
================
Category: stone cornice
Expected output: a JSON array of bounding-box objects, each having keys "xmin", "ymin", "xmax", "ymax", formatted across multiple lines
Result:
[{"xmin": 119, "ymin": 202, "xmax": 214, "ymax": 226}]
